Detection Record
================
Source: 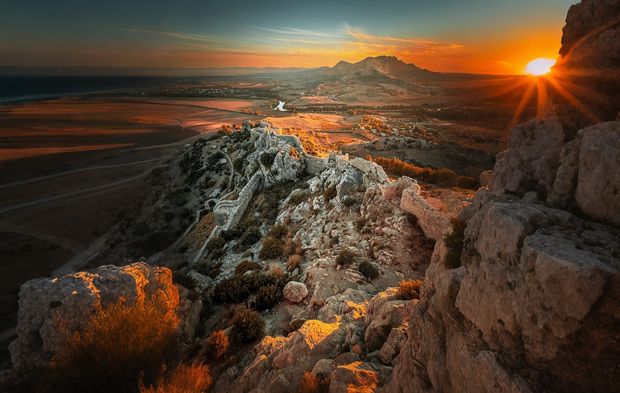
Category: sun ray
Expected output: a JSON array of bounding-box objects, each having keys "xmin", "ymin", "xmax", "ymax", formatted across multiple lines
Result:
[
  {"xmin": 545, "ymin": 75, "xmax": 599, "ymax": 123},
  {"xmin": 536, "ymin": 78, "xmax": 553, "ymax": 118},
  {"xmin": 510, "ymin": 79, "xmax": 537, "ymax": 128}
]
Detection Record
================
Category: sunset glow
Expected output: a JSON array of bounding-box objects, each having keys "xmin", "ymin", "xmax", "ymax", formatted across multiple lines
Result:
[{"xmin": 526, "ymin": 57, "xmax": 556, "ymax": 76}]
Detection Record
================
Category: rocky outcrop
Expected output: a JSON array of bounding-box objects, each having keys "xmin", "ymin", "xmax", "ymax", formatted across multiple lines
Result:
[
  {"xmin": 9, "ymin": 263, "xmax": 196, "ymax": 372},
  {"xmin": 491, "ymin": 119, "xmax": 620, "ymax": 226},
  {"xmin": 383, "ymin": 2, "xmax": 620, "ymax": 391},
  {"xmin": 554, "ymin": 0, "xmax": 620, "ymax": 122}
]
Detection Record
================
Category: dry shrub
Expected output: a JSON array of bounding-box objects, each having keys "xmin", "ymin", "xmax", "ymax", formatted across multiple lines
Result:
[
  {"xmin": 287, "ymin": 255, "xmax": 302, "ymax": 272},
  {"xmin": 49, "ymin": 294, "xmax": 179, "ymax": 393},
  {"xmin": 285, "ymin": 237, "xmax": 297, "ymax": 256},
  {"xmin": 235, "ymin": 260, "xmax": 261, "ymax": 276},
  {"xmin": 335, "ymin": 249, "xmax": 357, "ymax": 267},
  {"xmin": 204, "ymin": 330, "xmax": 229, "ymax": 359},
  {"xmin": 323, "ymin": 186, "xmax": 337, "ymax": 202},
  {"xmin": 268, "ymin": 224, "xmax": 289, "ymax": 238},
  {"xmin": 140, "ymin": 363, "xmax": 211, "ymax": 393},
  {"xmin": 289, "ymin": 147, "xmax": 300, "ymax": 160},
  {"xmin": 267, "ymin": 263, "xmax": 285, "ymax": 278},
  {"xmin": 231, "ymin": 306, "xmax": 265, "ymax": 344},
  {"xmin": 369, "ymin": 156, "xmax": 472, "ymax": 189},
  {"xmin": 298, "ymin": 371, "xmax": 319, "ymax": 393},
  {"xmin": 397, "ymin": 280, "xmax": 423, "ymax": 300},
  {"xmin": 259, "ymin": 236, "xmax": 286, "ymax": 260}
]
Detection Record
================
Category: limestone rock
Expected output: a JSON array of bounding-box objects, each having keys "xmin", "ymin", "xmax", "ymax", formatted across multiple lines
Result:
[
  {"xmin": 283, "ymin": 281, "xmax": 309, "ymax": 303},
  {"xmin": 490, "ymin": 117, "xmax": 566, "ymax": 197},
  {"xmin": 574, "ymin": 121, "xmax": 620, "ymax": 225},
  {"xmin": 9, "ymin": 263, "xmax": 183, "ymax": 371}
]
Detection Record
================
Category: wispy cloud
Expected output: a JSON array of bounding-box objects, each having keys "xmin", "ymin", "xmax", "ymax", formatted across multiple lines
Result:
[
  {"xmin": 122, "ymin": 27, "xmax": 234, "ymax": 45},
  {"xmin": 256, "ymin": 27, "xmax": 345, "ymax": 39},
  {"xmin": 342, "ymin": 25, "xmax": 463, "ymax": 52}
]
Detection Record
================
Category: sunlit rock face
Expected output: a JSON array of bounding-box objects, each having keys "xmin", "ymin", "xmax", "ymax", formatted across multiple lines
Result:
[
  {"xmin": 554, "ymin": 0, "xmax": 620, "ymax": 123},
  {"xmin": 383, "ymin": 1, "xmax": 620, "ymax": 392},
  {"xmin": 9, "ymin": 263, "xmax": 196, "ymax": 371}
]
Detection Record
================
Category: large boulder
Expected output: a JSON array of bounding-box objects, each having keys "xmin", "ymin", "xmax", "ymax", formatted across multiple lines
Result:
[
  {"xmin": 283, "ymin": 281, "xmax": 309, "ymax": 303},
  {"xmin": 9, "ymin": 263, "xmax": 185, "ymax": 371}
]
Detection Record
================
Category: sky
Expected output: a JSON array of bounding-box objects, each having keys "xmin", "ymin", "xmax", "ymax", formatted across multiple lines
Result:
[{"xmin": 0, "ymin": 0, "xmax": 576, "ymax": 74}]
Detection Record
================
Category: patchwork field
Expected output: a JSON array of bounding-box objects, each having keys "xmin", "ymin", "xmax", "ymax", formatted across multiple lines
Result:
[{"xmin": 0, "ymin": 96, "xmax": 263, "ymax": 333}]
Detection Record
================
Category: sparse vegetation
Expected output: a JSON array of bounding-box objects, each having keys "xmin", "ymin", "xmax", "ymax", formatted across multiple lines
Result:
[
  {"xmin": 230, "ymin": 306, "xmax": 265, "ymax": 344},
  {"xmin": 48, "ymin": 295, "xmax": 179, "ymax": 393},
  {"xmin": 397, "ymin": 279, "xmax": 423, "ymax": 300},
  {"xmin": 444, "ymin": 218, "xmax": 466, "ymax": 268},
  {"xmin": 204, "ymin": 330, "xmax": 229, "ymax": 359},
  {"xmin": 335, "ymin": 249, "xmax": 357, "ymax": 267},
  {"xmin": 358, "ymin": 261, "xmax": 379, "ymax": 280}
]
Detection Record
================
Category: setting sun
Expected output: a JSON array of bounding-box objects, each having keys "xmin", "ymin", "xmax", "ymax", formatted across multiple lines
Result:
[{"xmin": 526, "ymin": 57, "xmax": 556, "ymax": 76}]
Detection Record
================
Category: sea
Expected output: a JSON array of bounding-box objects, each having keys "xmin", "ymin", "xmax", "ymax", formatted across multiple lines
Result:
[{"xmin": 0, "ymin": 75, "xmax": 186, "ymax": 104}]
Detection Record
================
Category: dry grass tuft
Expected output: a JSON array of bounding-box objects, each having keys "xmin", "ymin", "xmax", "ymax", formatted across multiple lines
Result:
[
  {"xmin": 397, "ymin": 279, "xmax": 423, "ymax": 300},
  {"xmin": 205, "ymin": 330, "xmax": 229, "ymax": 359},
  {"xmin": 49, "ymin": 294, "xmax": 179, "ymax": 393},
  {"xmin": 140, "ymin": 363, "xmax": 212, "ymax": 393}
]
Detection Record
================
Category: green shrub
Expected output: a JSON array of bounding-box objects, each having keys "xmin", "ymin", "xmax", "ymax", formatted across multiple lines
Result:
[
  {"xmin": 207, "ymin": 236, "xmax": 226, "ymax": 252},
  {"xmin": 221, "ymin": 228, "xmax": 243, "ymax": 241},
  {"xmin": 335, "ymin": 249, "xmax": 356, "ymax": 267},
  {"xmin": 259, "ymin": 151, "xmax": 276, "ymax": 167},
  {"xmin": 231, "ymin": 306, "xmax": 265, "ymax": 344},
  {"xmin": 238, "ymin": 226, "xmax": 261, "ymax": 248},
  {"xmin": 444, "ymin": 218, "xmax": 466, "ymax": 268},
  {"xmin": 259, "ymin": 236, "xmax": 286, "ymax": 260},
  {"xmin": 358, "ymin": 261, "xmax": 379, "ymax": 280},
  {"xmin": 342, "ymin": 196, "xmax": 357, "ymax": 207},
  {"xmin": 213, "ymin": 272, "xmax": 282, "ymax": 304},
  {"xmin": 252, "ymin": 284, "xmax": 282, "ymax": 311},
  {"xmin": 323, "ymin": 186, "xmax": 337, "ymax": 202}
]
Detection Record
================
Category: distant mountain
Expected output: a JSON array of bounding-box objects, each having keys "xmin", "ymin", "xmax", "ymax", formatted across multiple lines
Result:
[{"xmin": 317, "ymin": 55, "xmax": 436, "ymax": 81}]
